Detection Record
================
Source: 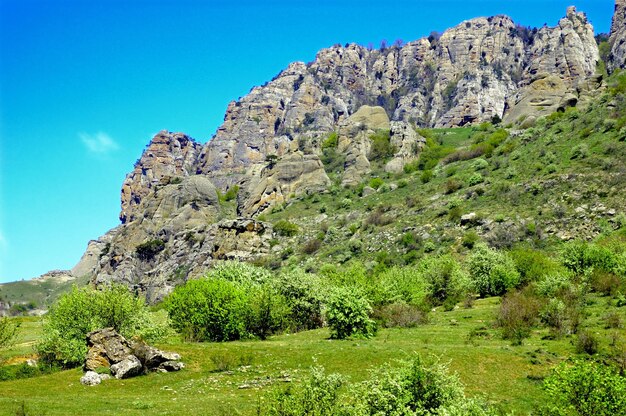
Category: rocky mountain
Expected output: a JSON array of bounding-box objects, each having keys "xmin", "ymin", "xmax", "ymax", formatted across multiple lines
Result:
[{"xmin": 9, "ymin": 2, "xmax": 626, "ymax": 304}]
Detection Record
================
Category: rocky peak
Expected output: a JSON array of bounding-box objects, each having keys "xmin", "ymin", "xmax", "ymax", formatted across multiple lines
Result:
[
  {"xmin": 609, "ymin": 0, "xmax": 626, "ymax": 72},
  {"xmin": 120, "ymin": 131, "xmax": 201, "ymax": 224}
]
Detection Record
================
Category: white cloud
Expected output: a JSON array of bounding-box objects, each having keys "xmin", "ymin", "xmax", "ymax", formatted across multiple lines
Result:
[{"xmin": 79, "ymin": 132, "xmax": 119, "ymax": 154}]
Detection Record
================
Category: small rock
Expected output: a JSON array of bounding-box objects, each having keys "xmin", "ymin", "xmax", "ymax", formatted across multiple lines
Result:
[
  {"xmin": 157, "ymin": 361, "xmax": 185, "ymax": 372},
  {"xmin": 80, "ymin": 371, "xmax": 102, "ymax": 386},
  {"xmin": 238, "ymin": 384, "xmax": 251, "ymax": 389},
  {"xmin": 607, "ymin": 209, "xmax": 616, "ymax": 216},
  {"xmin": 110, "ymin": 355, "xmax": 143, "ymax": 379},
  {"xmin": 460, "ymin": 213, "xmax": 477, "ymax": 226},
  {"xmin": 361, "ymin": 186, "xmax": 376, "ymax": 197}
]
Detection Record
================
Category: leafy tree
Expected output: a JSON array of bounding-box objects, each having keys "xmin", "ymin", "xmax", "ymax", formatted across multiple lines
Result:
[
  {"xmin": 542, "ymin": 359, "xmax": 626, "ymax": 415},
  {"xmin": 37, "ymin": 285, "xmax": 159, "ymax": 367},
  {"xmin": 166, "ymin": 278, "xmax": 250, "ymax": 342},
  {"xmin": 468, "ymin": 244, "xmax": 520, "ymax": 297},
  {"xmin": 0, "ymin": 317, "xmax": 18, "ymax": 349},
  {"xmin": 274, "ymin": 220, "xmax": 299, "ymax": 237},
  {"xmin": 325, "ymin": 286, "xmax": 376, "ymax": 339}
]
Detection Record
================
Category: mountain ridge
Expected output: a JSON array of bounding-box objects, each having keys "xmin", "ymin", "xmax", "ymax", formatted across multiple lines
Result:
[{"xmin": 3, "ymin": 2, "xmax": 625, "ymax": 310}]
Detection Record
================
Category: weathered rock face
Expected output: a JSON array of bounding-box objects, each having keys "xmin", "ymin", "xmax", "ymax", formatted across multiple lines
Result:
[
  {"xmin": 240, "ymin": 152, "xmax": 330, "ymax": 216},
  {"xmin": 385, "ymin": 121, "xmax": 426, "ymax": 174},
  {"xmin": 120, "ymin": 131, "xmax": 201, "ymax": 224},
  {"xmin": 66, "ymin": 7, "xmax": 603, "ymax": 299},
  {"xmin": 92, "ymin": 216, "xmax": 272, "ymax": 303},
  {"xmin": 337, "ymin": 105, "xmax": 390, "ymax": 186},
  {"xmin": 609, "ymin": 0, "xmax": 626, "ymax": 72}
]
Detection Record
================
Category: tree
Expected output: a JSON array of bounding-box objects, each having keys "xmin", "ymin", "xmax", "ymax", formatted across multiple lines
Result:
[{"xmin": 0, "ymin": 317, "xmax": 18, "ymax": 349}]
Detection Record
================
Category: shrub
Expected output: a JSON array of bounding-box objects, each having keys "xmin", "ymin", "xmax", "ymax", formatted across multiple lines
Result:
[
  {"xmin": 562, "ymin": 241, "xmax": 619, "ymax": 275},
  {"xmin": 321, "ymin": 132, "xmax": 338, "ymax": 149},
  {"xmin": 325, "ymin": 286, "xmax": 376, "ymax": 339},
  {"xmin": 274, "ymin": 220, "xmax": 299, "ymax": 237},
  {"xmin": 540, "ymin": 299, "xmax": 567, "ymax": 336},
  {"xmin": 468, "ymin": 244, "xmax": 521, "ymax": 297},
  {"xmin": 365, "ymin": 206, "xmax": 393, "ymax": 227},
  {"xmin": 247, "ymin": 284, "xmax": 291, "ymax": 340},
  {"xmin": 37, "ymin": 285, "xmax": 157, "ymax": 367},
  {"xmin": 220, "ymin": 185, "xmax": 239, "ymax": 202},
  {"xmin": 542, "ymin": 359, "xmax": 626, "ymax": 415},
  {"xmin": 373, "ymin": 302, "xmax": 428, "ymax": 328},
  {"xmin": 510, "ymin": 247, "xmax": 563, "ymax": 285},
  {"xmin": 472, "ymin": 158, "xmax": 489, "ymax": 171},
  {"xmin": 166, "ymin": 278, "xmax": 251, "ymax": 342},
  {"xmin": 420, "ymin": 169, "xmax": 434, "ymax": 183},
  {"xmin": 444, "ymin": 178, "xmax": 462, "ymax": 194},
  {"xmin": 0, "ymin": 317, "xmax": 18, "ymax": 349},
  {"xmin": 351, "ymin": 355, "xmax": 496, "ymax": 415},
  {"xmin": 496, "ymin": 290, "xmax": 541, "ymax": 345},
  {"xmin": 208, "ymin": 260, "xmax": 272, "ymax": 286},
  {"xmin": 467, "ymin": 173, "xmax": 484, "ymax": 186},
  {"xmin": 419, "ymin": 255, "xmax": 469, "ymax": 306},
  {"xmin": 135, "ymin": 239, "xmax": 165, "ymax": 261},
  {"xmin": 369, "ymin": 177, "xmax": 384, "ymax": 190},
  {"xmin": 260, "ymin": 366, "xmax": 344, "ymax": 416},
  {"xmin": 301, "ymin": 238, "xmax": 322, "ymax": 254},
  {"xmin": 462, "ymin": 231, "xmax": 480, "ymax": 249},
  {"xmin": 575, "ymin": 331, "xmax": 599, "ymax": 355},
  {"xmin": 536, "ymin": 273, "xmax": 573, "ymax": 298},
  {"xmin": 275, "ymin": 269, "xmax": 324, "ymax": 331},
  {"xmin": 374, "ymin": 266, "xmax": 429, "ymax": 307},
  {"xmin": 369, "ymin": 130, "xmax": 396, "ymax": 161}
]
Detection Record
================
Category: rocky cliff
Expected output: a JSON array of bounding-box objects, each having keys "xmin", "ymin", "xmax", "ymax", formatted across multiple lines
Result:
[
  {"xmin": 609, "ymin": 0, "xmax": 626, "ymax": 73},
  {"xmin": 50, "ymin": 5, "xmax": 614, "ymax": 301}
]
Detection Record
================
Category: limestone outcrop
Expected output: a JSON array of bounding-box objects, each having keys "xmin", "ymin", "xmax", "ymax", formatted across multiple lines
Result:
[
  {"xmin": 120, "ymin": 131, "xmax": 201, "ymax": 224},
  {"xmin": 82, "ymin": 328, "xmax": 183, "ymax": 383},
  {"xmin": 609, "ymin": 0, "xmax": 626, "ymax": 72},
  {"xmin": 59, "ymin": 6, "xmax": 604, "ymax": 300}
]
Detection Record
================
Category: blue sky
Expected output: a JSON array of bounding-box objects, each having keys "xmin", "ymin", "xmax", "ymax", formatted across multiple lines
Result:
[{"xmin": 0, "ymin": 0, "xmax": 615, "ymax": 283}]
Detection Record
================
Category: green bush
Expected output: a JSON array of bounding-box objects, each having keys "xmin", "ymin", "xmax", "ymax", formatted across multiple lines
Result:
[
  {"xmin": 325, "ymin": 286, "xmax": 376, "ymax": 339},
  {"xmin": 467, "ymin": 173, "xmax": 484, "ymax": 187},
  {"xmin": 220, "ymin": 185, "xmax": 239, "ymax": 202},
  {"xmin": 561, "ymin": 241, "xmax": 619, "ymax": 276},
  {"xmin": 419, "ymin": 255, "xmax": 469, "ymax": 306},
  {"xmin": 510, "ymin": 247, "xmax": 563, "ymax": 285},
  {"xmin": 374, "ymin": 266, "xmax": 429, "ymax": 307},
  {"xmin": 37, "ymin": 285, "xmax": 158, "ymax": 367},
  {"xmin": 369, "ymin": 130, "xmax": 396, "ymax": 161},
  {"xmin": 260, "ymin": 366, "xmax": 344, "ymax": 416},
  {"xmin": 0, "ymin": 317, "xmax": 18, "ymax": 349},
  {"xmin": 321, "ymin": 131, "xmax": 338, "ymax": 149},
  {"xmin": 135, "ymin": 239, "xmax": 165, "ymax": 261},
  {"xmin": 207, "ymin": 260, "xmax": 272, "ymax": 286},
  {"xmin": 166, "ymin": 278, "xmax": 251, "ymax": 341},
  {"xmin": 542, "ymin": 359, "xmax": 626, "ymax": 415},
  {"xmin": 468, "ymin": 244, "xmax": 521, "ymax": 297},
  {"xmin": 351, "ymin": 355, "xmax": 496, "ymax": 415},
  {"xmin": 275, "ymin": 269, "xmax": 324, "ymax": 331},
  {"xmin": 420, "ymin": 169, "xmax": 434, "ymax": 183},
  {"xmin": 369, "ymin": 177, "xmax": 384, "ymax": 190},
  {"xmin": 274, "ymin": 220, "xmax": 299, "ymax": 237},
  {"xmin": 496, "ymin": 290, "xmax": 541, "ymax": 345},
  {"xmin": 247, "ymin": 283, "xmax": 291, "ymax": 340}
]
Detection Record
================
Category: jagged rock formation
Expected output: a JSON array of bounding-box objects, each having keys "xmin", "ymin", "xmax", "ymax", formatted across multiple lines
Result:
[
  {"xmin": 53, "ymin": 6, "xmax": 606, "ymax": 301},
  {"xmin": 120, "ymin": 131, "xmax": 201, "ymax": 224},
  {"xmin": 609, "ymin": 0, "xmax": 626, "ymax": 73}
]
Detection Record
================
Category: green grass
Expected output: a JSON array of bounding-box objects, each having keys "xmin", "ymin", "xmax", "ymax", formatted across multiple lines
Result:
[{"xmin": 1, "ymin": 295, "xmax": 623, "ymax": 415}]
